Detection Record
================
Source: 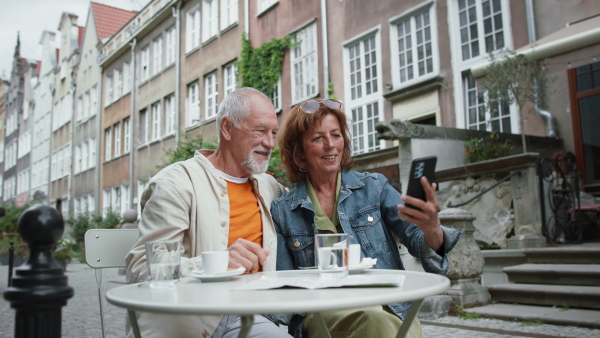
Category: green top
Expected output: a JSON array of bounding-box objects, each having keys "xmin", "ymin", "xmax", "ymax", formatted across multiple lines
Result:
[{"xmin": 306, "ymin": 172, "xmax": 343, "ymax": 234}]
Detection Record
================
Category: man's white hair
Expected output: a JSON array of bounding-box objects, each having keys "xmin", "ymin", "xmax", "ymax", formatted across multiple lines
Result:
[{"xmin": 216, "ymin": 87, "xmax": 272, "ymax": 137}]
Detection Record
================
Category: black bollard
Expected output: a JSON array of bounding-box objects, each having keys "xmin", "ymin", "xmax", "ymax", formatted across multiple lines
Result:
[
  {"xmin": 3, "ymin": 204, "xmax": 74, "ymax": 338},
  {"xmin": 8, "ymin": 240, "xmax": 15, "ymax": 287}
]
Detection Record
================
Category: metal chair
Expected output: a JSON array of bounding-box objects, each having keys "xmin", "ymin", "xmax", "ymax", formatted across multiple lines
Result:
[{"xmin": 85, "ymin": 229, "xmax": 138, "ymax": 338}]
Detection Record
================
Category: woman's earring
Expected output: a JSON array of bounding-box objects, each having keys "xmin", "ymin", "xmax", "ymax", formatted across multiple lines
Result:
[{"xmin": 300, "ymin": 167, "xmax": 307, "ymax": 173}]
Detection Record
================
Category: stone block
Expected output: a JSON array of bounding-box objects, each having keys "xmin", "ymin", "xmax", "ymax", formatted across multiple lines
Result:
[{"xmin": 417, "ymin": 295, "xmax": 454, "ymax": 320}]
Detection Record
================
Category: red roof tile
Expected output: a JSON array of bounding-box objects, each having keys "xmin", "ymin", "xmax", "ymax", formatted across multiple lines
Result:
[
  {"xmin": 91, "ymin": 2, "xmax": 137, "ymax": 41},
  {"xmin": 78, "ymin": 26, "xmax": 85, "ymax": 48}
]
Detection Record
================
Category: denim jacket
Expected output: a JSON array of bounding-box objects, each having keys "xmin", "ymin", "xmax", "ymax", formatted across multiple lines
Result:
[{"xmin": 270, "ymin": 170, "xmax": 462, "ymax": 336}]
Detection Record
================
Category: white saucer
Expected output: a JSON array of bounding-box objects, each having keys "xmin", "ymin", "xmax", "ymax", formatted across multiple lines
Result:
[
  {"xmin": 348, "ymin": 264, "xmax": 374, "ymax": 274},
  {"xmin": 187, "ymin": 267, "xmax": 245, "ymax": 282}
]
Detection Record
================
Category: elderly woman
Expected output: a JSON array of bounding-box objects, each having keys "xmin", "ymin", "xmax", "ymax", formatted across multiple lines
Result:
[{"xmin": 271, "ymin": 99, "xmax": 462, "ymax": 338}]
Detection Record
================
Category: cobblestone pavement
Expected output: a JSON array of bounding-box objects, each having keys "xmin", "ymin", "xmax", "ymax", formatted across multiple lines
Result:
[{"xmin": 2, "ymin": 264, "xmax": 599, "ymax": 337}]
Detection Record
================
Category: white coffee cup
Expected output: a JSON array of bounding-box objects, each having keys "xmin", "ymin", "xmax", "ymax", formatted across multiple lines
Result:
[
  {"xmin": 348, "ymin": 244, "xmax": 361, "ymax": 267},
  {"xmin": 200, "ymin": 251, "xmax": 229, "ymax": 275}
]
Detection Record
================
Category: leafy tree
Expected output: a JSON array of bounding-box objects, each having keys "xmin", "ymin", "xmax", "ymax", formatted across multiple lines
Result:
[
  {"xmin": 0, "ymin": 202, "xmax": 32, "ymax": 234},
  {"xmin": 482, "ymin": 51, "xmax": 553, "ymax": 153},
  {"xmin": 156, "ymin": 132, "xmax": 217, "ymax": 171}
]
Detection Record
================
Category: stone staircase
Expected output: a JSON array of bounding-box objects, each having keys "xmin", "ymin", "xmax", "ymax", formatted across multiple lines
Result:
[{"xmin": 466, "ymin": 246, "xmax": 600, "ymax": 328}]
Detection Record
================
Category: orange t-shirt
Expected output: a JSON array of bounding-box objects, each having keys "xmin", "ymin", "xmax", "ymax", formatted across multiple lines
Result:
[{"xmin": 227, "ymin": 180, "xmax": 263, "ymax": 249}]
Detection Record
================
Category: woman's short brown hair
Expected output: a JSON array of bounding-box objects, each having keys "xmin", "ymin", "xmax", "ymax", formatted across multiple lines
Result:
[{"xmin": 278, "ymin": 100, "xmax": 353, "ymax": 183}]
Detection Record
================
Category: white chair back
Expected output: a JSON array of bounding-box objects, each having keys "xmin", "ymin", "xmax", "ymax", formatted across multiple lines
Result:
[
  {"xmin": 85, "ymin": 229, "xmax": 138, "ymax": 268},
  {"xmin": 84, "ymin": 229, "xmax": 139, "ymax": 338}
]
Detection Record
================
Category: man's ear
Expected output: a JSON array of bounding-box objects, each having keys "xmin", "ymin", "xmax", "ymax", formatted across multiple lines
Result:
[{"xmin": 221, "ymin": 117, "xmax": 234, "ymax": 141}]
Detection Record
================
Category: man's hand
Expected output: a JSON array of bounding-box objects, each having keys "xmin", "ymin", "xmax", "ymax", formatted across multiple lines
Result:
[
  {"xmin": 398, "ymin": 176, "xmax": 444, "ymax": 252},
  {"xmin": 227, "ymin": 238, "xmax": 270, "ymax": 272}
]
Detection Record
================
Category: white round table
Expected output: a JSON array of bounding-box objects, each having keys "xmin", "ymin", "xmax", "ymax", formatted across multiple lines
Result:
[{"xmin": 107, "ymin": 269, "xmax": 449, "ymax": 338}]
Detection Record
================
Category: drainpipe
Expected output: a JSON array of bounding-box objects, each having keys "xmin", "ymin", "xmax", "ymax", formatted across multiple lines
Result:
[
  {"xmin": 95, "ymin": 66, "xmax": 103, "ymax": 213},
  {"xmin": 526, "ymin": 0, "xmax": 559, "ymax": 138},
  {"xmin": 320, "ymin": 0, "xmax": 329, "ymax": 98},
  {"xmin": 128, "ymin": 38, "xmax": 137, "ymax": 209},
  {"xmin": 244, "ymin": 0, "xmax": 249, "ymax": 36},
  {"xmin": 173, "ymin": 2, "xmax": 182, "ymax": 147}
]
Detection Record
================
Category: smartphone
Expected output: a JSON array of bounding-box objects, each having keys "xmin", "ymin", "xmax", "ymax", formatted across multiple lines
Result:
[{"xmin": 405, "ymin": 156, "xmax": 437, "ymax": 210}]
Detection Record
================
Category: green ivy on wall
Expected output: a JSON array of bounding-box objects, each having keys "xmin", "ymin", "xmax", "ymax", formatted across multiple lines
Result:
[{"xmin": 236, "ymin": 33, "xmax": 295, "ymax": 98}]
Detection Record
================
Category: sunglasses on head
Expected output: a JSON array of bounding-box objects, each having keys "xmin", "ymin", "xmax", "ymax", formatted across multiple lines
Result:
[{"xmin": 299, "ymin": 99, "xmax": 343, "ymax": 114}]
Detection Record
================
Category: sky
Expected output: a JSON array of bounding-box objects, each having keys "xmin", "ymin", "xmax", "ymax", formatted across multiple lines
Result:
[{"xmin": 0, "ymin": 0, "xmax": 151, "ymax": 80}]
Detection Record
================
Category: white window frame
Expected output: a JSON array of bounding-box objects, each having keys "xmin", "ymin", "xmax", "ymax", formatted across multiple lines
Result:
[
  {"xmin": 186, "ymin": 82, "xmax": 200, "ymax": 126},
  {"xmin": 448, "ymin": 0, "xmax": 514, "ymax": 129},
  {"xmin": 223, "ymin": 62, "xmax": 237, "ymax": 96},
  {"xmin": 123, "ymin": 118, "xmax": 131, "ymax": 153},
  {"xmin": 165, "ymin": 95, "xmax": 176, "ymax": 135},
  {"xmin": 186, "ymin": 6, "xmax": 201, "ymax": 53},
  {"xmin": 202, "ymin": 0, "xmax": 218, "ymax": 43},
  {"xmin": 103, "ymin": 189, "xmax": 111, "ymax": 216},
  {"xmin": 271, "ymin": 76, "xmax": 282, "ymax": 112},
  {"xmin": 104, "ymin": 128, "xmax": 112, "ymax": 161},
  {"xmin": 343, "ymin": 28, "xmax": 384, "ymax": 155},
  {"xmin": 221, "ymin": 0, "xmax": 238, "ymax": 30},
  {"xmin": 257, "ymin": 0, "xmax": 278, "ymax": 15},
  {"xmin": 463, "ymin": 72, "xmax": 514, "ymax": 133},
  {"xmin": 82, "ymin": 141, "xmax": 89, "ymax": 171},
  {"xmin": 114, "ymin": 122, "xmax": 121, "ymax": 157},
  {"xmin": 152, "ymin": 102, "xmax": 161, "ymax": 141},
  {"xmin": 205, "ymin": 72, "xmax": 218, "ymax": 119},
  {"xmin": 389, "ymin": 2, "xmax": 439, "ymax": 90},
  {"xmin": 152, "ymin": 36, "xmax": 163, "ymax": 75},
  {"xmin": 114, "ymin": 67, "xmax": 122, "ymax": 100},
  {"xmin": 140, "ymin": 46, "xmax": 150, "ymax": 82},
  {"xmin": 166, "ymin": 26, "xmax": 176, "ymax": 65},
  {"xmin": 291, "ymin": 22, "xmax": 318, "ymax": 104},
  {"xmin": 123, "ymin": 61, "xmax": 131, "ymax": 94},
  {"xmin": 105, "ymin": 74, "xmax": 113, "ymax": 106},
  {"xmin": 89, "ymin": 138, "xmax": 96, "ymax": 168},
  {"xmin": 139, "ymin": 109, "xmax": 148, "ymax": 145},
  {"xmin": 455, "ymin": 0, "xmax": 508, "ymax": 62},
  {"xmin": 121, "ymin": 184, "xmax": 130, "ymax": 215}
]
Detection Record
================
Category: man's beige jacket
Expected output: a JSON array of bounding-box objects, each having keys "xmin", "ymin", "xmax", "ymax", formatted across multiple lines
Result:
[{"xmin": 125, "ymin": 150, "xmax": 285, "ymax": 338}]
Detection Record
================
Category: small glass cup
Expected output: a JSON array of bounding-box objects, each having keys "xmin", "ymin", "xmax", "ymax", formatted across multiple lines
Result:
[
  {"xmin": 315, "ymin": 233, "xmax": 350, "ymax": 279},
  {"xmin": 145, "ymin": 240, "xmax": 181, "ymax": 289}
]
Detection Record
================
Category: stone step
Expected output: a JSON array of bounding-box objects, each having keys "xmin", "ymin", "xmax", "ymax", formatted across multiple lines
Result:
[
  {"xmin": 504, "ymin": 263, "xmax": 600, "ymax": 286},
  {"xmin": 523, "ymin": 247, "xmax": 600, "ymax": 264},
  {"xmin": 464, "ymin": 303, "xmax": 600, "ymax": 329},
  {"xmin": 487, "ymin": 283, "xmax": 600, "ymax": 310}
]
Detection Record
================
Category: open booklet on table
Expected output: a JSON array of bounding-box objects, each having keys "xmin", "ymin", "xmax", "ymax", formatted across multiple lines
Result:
[{"xmin": 235, "ymin": 273, "xmax": 405, "ymax": 291}]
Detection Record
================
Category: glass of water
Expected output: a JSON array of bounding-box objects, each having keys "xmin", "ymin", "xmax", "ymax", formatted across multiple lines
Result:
[
  {"xmin": 145, "ymin": 240, "xmax": 181, "ymax": 289},
  {"xmin": 315, "ymin": 234, "xmax": 350, "ymax": 279}
]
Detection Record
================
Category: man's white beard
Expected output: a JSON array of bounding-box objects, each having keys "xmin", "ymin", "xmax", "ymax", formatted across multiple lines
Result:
[{"xmin": 242, "ymin": 146, "xmax": 271, "ymax": 174}]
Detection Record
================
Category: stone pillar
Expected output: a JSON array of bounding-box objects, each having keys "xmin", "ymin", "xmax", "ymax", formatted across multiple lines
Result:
[
  {"xmin": 441, "ymin": 208, "xmax": 490, "ymax": 306},
  {"xmin": 507, "ymin": 167, "xmax": 546, "ymax": 249}
]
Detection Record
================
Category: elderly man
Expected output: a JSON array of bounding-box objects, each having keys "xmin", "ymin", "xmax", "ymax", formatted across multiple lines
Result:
[{"xmin": 125, "ymin": 87, "xmax": 290, "ymax": 338}]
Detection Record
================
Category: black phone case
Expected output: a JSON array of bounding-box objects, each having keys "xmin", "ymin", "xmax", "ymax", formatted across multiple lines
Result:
[{"xmin": 405, "ymin": 156, "xmax": 437, "ymax": 209}]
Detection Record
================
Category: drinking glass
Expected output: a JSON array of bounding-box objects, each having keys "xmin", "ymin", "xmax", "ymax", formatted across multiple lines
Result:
[
  {"xmin": 315, "ymin": 233, "xmax": 350, "ymax": 279},
  {"xmin": 145, "ymin": 240, "xmax": 181, "ymax": 289}
]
